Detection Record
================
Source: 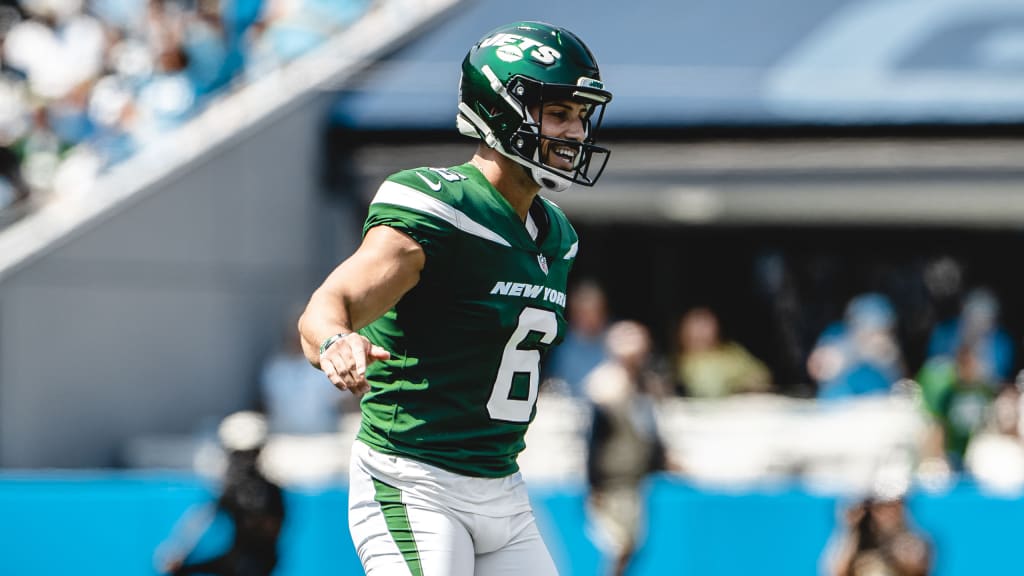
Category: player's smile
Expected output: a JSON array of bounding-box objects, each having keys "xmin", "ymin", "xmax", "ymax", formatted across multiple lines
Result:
[{"xmin": 548, "ymin": 143, "xmax": 579, "ymax": 170}]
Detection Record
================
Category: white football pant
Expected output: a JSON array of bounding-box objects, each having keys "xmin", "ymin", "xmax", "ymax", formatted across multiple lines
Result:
[{"xmin": 348, "ymin": 440, "xmax": 559, "ymax": 576}]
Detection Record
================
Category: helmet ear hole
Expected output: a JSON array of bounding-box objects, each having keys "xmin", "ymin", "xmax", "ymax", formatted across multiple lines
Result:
[{"xmin": 509, "ymin": 79, "xmax": 528, "ymax": 99}]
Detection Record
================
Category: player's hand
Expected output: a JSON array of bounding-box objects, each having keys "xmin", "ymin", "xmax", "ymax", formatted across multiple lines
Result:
[{"xmin": 319, "ymin": 333, "xmax": 390, "ymax": 395}]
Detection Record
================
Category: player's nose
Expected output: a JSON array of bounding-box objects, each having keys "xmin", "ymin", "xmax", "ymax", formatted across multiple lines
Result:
[{"xmin": 566, "ymin": 117, "xmax": 586, "ymax": 141}]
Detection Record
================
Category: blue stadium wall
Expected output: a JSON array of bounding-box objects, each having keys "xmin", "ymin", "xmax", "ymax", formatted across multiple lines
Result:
[{"xmin": 1, "ymin": 473, "xmax": 1020, "ymax": 575}]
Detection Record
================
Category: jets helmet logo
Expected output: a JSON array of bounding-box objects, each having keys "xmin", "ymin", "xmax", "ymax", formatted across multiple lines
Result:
[{"xmin": 480, "ymin": 33, "xmax": 562, "ymax": 65}]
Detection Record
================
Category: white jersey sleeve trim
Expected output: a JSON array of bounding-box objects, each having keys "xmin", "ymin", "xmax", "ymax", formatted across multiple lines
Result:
[
  {"xmin": 564, "ymin": 240, "xmax": 578, "ymax": 260},
  {"xmin": 371, "ymin": 181, "xmax": 512, "ymax": 247}
]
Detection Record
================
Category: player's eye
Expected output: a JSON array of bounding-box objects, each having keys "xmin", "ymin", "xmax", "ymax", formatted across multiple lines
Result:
[{"xmin": 546, "ymin": 107, "xmax": 575, "ymax": 124}]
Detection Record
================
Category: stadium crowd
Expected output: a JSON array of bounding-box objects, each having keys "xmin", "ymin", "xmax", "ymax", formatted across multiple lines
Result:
[
  {"xmin": 552, "ymin": 273, "xmax": 1024, "ymax": 481},
  {"xmin": 535, "ymin": 270, "xmax": 1023, "ymax": 574},
  {"xmin": 0, "ymin": 0, "xmax": 370, "ymax": 222}
]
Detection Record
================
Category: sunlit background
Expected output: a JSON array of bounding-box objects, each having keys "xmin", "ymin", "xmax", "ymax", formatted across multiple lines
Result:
[{"xmin": 2, "ymin": 0, "xmax": 1024, "ymax": 574}]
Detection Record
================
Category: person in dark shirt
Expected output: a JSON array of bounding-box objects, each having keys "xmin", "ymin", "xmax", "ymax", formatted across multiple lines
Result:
[{"xmin": 160, "ymin": 412, "xmax": 285, "ymax": 576}]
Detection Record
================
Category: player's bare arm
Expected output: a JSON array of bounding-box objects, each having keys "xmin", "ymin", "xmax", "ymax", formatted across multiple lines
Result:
[{"xmin": 298, "ymin": 225, "xmax": 425, "ymax": 394}]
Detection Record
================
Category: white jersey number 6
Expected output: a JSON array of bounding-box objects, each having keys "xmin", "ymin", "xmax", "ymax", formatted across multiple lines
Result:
[{"xmin": 487, "ymin": 307, "xmax": 558, "ymax": 422}]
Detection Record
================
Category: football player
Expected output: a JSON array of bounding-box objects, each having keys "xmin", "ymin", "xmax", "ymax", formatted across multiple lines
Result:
[{"xmin": 299, "ymin": 20, "xmax": 612, "ymax": 576}]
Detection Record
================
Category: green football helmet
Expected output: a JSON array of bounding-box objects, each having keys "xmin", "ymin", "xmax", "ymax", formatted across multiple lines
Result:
[{"xmin": 457, "ymin": 21, "xmax": 612, "ymax": 192}]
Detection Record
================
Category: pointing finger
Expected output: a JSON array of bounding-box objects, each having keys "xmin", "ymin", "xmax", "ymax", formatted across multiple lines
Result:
[
  {"xmin": 369, "ymin": 345, "xmax": 391, "ymax": 361},
  {"xmin": 348, "ymin": 336, "xmax": 368, "ymax": 377}
]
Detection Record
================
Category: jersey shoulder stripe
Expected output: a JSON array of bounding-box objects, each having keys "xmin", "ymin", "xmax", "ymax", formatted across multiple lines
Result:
[{"xmin": 371, "ymin": 180, "xmax": 511, "ymax": 247}]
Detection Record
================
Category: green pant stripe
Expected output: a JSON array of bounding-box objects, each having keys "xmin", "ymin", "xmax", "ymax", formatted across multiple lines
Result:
[{"xmin": 372, "ymin": 477, "xmax": 423, "ymax": 576}]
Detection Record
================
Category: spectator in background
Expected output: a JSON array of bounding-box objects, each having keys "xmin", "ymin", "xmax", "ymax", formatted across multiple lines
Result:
[
  {"xmin": 916, "ymin": 342, "xmax": 998, "ymax": 473},
  {"xmin": 926, "ymin": 287, "xmax": 1013, "ymax": 385},
  {"xmin": 157, "ymin": 411, "xmax": 286, "ymax": 576},
  {"xmin": 0, "ymin": 145, "xmax": 29, "ymax": 215},
  {"xmin": 260, "ymin": 307, "xmax": 348, "ymax": 436},
  {"xmin": 0, "ymin": 0, "xmax": 370, "ymax": 222},
  {"xmin": 585, "ymin": 320, "xmax": 675, "ymax": 576},
  {"xmin": 133, "ymin": 32, "xmax": 196, "ymax": 144},
  {"xmin": 672, "ymin": 306, "xmax": 772, "ymax": 398},
  {"xmin": 822, "ymin": 480, "xmax": 932, "ymax": 576},
  {"xmin": 963, "ymin": 377, "xmax": 1024, "ymax": 493},
  {"xmin": 809, "ymin": 293, "xmax": 905, "ymax": 400},
  {"xmin": 544, "ymin": 279, "xmax": 611, "ymax": 397},
  {"xmin": 180, "ymin": 0, "xmax": 236, "ymax": 98}
]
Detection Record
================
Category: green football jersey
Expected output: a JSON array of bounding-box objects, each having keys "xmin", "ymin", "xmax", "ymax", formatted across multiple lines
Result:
[{"xmin": 356, "ymin": 163, "xmax": 579, "ymax": 478}]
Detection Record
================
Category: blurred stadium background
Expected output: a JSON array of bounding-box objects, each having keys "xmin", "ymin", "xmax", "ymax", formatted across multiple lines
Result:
[{"xmin": 2, "ymin": 0, "xmax": 1024, "ymax": 574}]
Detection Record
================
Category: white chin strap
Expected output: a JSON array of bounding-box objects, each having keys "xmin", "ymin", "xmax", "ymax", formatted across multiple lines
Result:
[{"xmin": 530, "ymin": 165, "xmax": 573, "ymax": 193}]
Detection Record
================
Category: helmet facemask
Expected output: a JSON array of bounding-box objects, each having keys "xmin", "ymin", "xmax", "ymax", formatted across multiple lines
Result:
[{"xmin": 507, "ymin": 76, "xmax": 610, "ymax": 192}]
